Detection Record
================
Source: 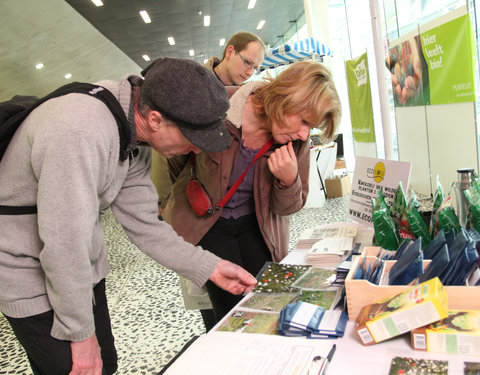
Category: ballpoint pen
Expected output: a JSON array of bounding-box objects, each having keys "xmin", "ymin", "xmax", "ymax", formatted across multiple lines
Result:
[
  {"xmin": 319, "ymin": 344, "xmax": 336, "ymax": 375},
  {"xmin": 308, "ymin": 355, "xmax": 323, "ymax": 375},
  {"xmin": 307, "ymin": 344, "xmax": 336, "ymax": 375}
]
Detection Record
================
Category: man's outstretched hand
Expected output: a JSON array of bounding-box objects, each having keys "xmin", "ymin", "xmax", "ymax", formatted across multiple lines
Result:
[{"xmin": 209, "ymin": 259, "xmax": 257, "ymax": 295}]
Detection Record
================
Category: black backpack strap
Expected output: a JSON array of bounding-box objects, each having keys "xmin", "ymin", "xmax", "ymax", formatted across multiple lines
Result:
[
  {"xmin": 0, "ymin": 82, "xmax": 132, "ymax": 215},
  {"xmin": 0, "ymin": 205, "xmax": 37, "ymax": 215}
]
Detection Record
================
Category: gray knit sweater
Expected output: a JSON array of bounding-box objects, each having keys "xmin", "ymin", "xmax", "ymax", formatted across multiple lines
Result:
[{"xmin": 0, "ymin": 75, "xmax": 219, "ymax": 342}]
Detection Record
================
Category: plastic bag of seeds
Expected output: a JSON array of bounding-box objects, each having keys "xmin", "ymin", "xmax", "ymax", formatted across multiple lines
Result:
[
  {"xmin": 430, "ymin": 175, "xmax": 444, "ymax": 237},
  {"xmin": 391, "ymin": 181, "xmax": 406, "ymax": 230},
  {"xmin": 371, "ymin": 188, "xmax": 400, "ymax": 250},
  {"xmin": 405, "ymin": 192, "xmax": 432, "ymax": 248},
  {"xmin": 464, "ymin": 182, "xmax": 480, "ymax": 233},
  {"xmin": 431, "ymin": 196, "xmax": 461, "ymax": 236}
]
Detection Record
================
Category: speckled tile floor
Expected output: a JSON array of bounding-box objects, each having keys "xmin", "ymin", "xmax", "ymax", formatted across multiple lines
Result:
[{"xmin": 0, "ymin": 195, "xmax": 350, "ymax": 375}]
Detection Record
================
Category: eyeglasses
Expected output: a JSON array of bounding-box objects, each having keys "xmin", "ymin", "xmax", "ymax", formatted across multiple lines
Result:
[{"xmin": 235, "ymin": 51, "xmax": 260, "ymax": 75}]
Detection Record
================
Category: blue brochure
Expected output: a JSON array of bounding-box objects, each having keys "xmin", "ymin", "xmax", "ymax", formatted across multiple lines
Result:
[
  {"xmin": 278, "ymin": 301, "xmax": 324, "ymax": 334},
  {"xmin": 309, "ymin": 310, "xmax": 348, "ymax": 339}
]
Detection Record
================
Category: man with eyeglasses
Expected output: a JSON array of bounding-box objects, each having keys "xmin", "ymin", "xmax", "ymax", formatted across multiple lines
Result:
[{"xmin": 205, "ymin": 31, "xmax": 266, "ymax": 86}]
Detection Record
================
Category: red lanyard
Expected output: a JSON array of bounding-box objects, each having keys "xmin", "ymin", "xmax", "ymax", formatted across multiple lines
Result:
[
  {"xmin": 216, "ymin": 138, "xmax": 274, "ymax": 209},
  {"xmin": 189, "ymin": 138, "xmax": 274, "ymax": 210}
]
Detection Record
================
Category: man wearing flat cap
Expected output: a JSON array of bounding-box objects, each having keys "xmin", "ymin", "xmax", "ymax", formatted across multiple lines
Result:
[{"xmin": 0, "ymin": 57, "xmax": 257, "ymax": 375}]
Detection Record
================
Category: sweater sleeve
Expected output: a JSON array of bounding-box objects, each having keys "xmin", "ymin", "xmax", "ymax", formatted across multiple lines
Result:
[{"xmin": 110, "ymin": 147, "xmax": 220, "ymax": 287}]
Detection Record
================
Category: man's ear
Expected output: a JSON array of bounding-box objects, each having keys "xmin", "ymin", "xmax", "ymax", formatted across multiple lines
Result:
[
  {"xmin": 225, "ymin": 45, "xmax": 236, "ymax": 60},
  {"xmin": 148, "ymin": 110, "xmax": 163, "ymax": 131}
]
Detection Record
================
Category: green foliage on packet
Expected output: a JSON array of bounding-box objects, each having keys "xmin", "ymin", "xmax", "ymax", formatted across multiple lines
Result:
[
  {"xmin": 405, "ymin": 192, "xmax": 432, "ymax": 248},
  {"xmin": 431, "ymin": 196, "xmax": 461, "ymax": 236},
  {"xmin": 464, "ymin": 182, "xmax": 480, "ymax": 233},
  {"xmin": 371, "ymin": 188, "xmax": 400, "ymax": 250},
  {"xmin": 391, "ymin": 181, "xmax": 406, "ymax": 230},
  {"xmin": 430, "ymin": 176, "xmax": 444, "ymax": 237}
]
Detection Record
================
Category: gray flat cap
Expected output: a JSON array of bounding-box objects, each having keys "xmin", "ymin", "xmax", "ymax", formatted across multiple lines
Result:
[{"xmin": 141, "ymin": 57, "xmax": 230, "ymax": 152}]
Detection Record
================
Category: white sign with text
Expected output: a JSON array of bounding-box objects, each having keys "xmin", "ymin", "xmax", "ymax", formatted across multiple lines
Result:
[{"xmin": 348, "ymin": 156, "xmax": 412, "ymax": 227}]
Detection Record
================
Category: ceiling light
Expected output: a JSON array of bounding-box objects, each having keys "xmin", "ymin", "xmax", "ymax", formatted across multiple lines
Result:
[
  {"xmin": 219, "ymin": 38, "xmax": 225, "ymax": 46},
  {"xmin": 204, "ymin": 59, "xmax": 208, "ymax": 64},
  {"xmin": 204, "ymin": 15, "xmax": 210, "ymax": 27},
  {"xmin": 139, "ymin": 10, "xmax": 151, "ymax": 23},
  {"xmin": 35, "ymin": 63, "xmax": 44, "ymax": 70},
  {"xmin": 91, "ymin": 0, "xmax": 103, "ymax": 6},
  {"xmin": 247, "ymin": 0, "xmax": 257, "ymax": 9},
  {"xmin": 64, "ymin": 73, "xmax": 72, "ymax": 79},
  {"xmin": 197, "ymin": 10, "xmax": 202, "ymax": 16},
  {"xmin": 189, "ymin": 49, "xmax": 194, "ymax": 56},
  {"xmin": 142, "ymin": 54, "xmax": 151, "ymax": 61},
  {"xmin": 168, "ymin": 37, "xmax": 175, "ymax": 45},
  {"xmin": 256, "ymin": 20, "xmax": 265, "ymax": 30}
]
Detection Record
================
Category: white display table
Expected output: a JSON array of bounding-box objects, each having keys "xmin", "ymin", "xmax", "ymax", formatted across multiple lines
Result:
[{"xmin": 162, "ymin": 230, "xmax": 474, "ymax": 375}]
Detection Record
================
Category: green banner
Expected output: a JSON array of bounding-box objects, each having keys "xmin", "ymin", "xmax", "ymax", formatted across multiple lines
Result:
[
  {"xmin": 345, "ymin": 53, "xmax": 376, "ymax": 143},
  {"xmin": 422, "ymin": 14, "xmax": 475, "ymax": 104},
  {"xmin": 387, "ymin": 13, "xmax": 475, "ymax": 107}
]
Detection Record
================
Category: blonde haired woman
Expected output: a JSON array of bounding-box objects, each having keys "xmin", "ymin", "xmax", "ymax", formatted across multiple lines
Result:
[{"xmin": 164, "ymin": 61, "xmax": 341, "ymax": 324}]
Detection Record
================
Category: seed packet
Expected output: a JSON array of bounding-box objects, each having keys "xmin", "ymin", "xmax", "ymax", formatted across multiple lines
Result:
[
  {"xmin": 371, "ymin": 188, "xmax": 400, "ymax": 250},
  {"xmin": 467, "ymin": 228, "xmax": 480, "ymax": 266},
  {"xmin": 388, "ymin": 237, "xmax": 422, "ymax": 285},
  {"xmin": 439, "ymin": 228, "xmax": 469, "ymax": 283},
  {"xmin": 423, "ymin": 229, "xmax": 446, "ymax": 260},
  {"xmin": 393, "ymin": 252, "xmax": 424, "ymax": 285},
  {"xmin": 430, "ymin": 176, "xmax": 445, "ymax": 237},
  {"xmin": 393, "ymin": 239, "xmax": 412, "ymax": 260},
  {"xmin": 442, "ymin": 232, "xmax": 479, "ymax": 286},
  {"xmin": 445, "ymin": 229, "xmax": 456, "ymax": 248},
  {"xmin": 418, "ymin": 244, "xmax": 449, "ymax": 283},
  {"xmin": 452, "ymin": 242, "xmax": 479, "ymax": 285},
  {"xmin": 448, "ymin": 228, "xmax": 469, "ymax": 262},
  {"xmin": 406, "ymin": 192, "xmax": 432, "ymax": 248}
]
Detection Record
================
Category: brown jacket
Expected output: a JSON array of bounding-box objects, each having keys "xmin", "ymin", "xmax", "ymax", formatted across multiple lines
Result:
[{"xmin": 163, "ymin": 82, "xmax": 310, "ymax": 262}]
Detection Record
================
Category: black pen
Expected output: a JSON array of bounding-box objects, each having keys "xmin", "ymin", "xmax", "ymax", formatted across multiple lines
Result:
[
  {"xmin": 308, "ymin": 344, "xmax": 336, "ymax": 375},
  {"xmin": 319, "ymin": 344, "xmax": 336, "ymax": 375}
]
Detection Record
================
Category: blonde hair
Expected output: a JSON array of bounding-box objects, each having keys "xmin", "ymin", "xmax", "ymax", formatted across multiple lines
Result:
[{"xmin": 250, "ymin": 61, "xmax": 341, "ymax": 142}]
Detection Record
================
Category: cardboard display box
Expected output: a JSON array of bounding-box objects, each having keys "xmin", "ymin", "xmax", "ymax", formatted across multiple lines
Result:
[
  {"xmin": 345, "ymin": 247, "xmax": 480, "ymax": 322},
  {"xmin": 325, "ymin": 174, "xmax": 351, "ymax": 198},
  {"xmin": 355, "ymin": 277, "xmax": 449, "ymax": 345},
  {"xmin": 411, "ymin": 310, "xmax": 480, "ymax": 356}
]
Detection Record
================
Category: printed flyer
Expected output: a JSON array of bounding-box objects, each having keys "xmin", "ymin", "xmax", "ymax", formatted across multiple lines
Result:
[{"xmin": 348, "ymin": 156, "xmax": 411, "ymax": 227}]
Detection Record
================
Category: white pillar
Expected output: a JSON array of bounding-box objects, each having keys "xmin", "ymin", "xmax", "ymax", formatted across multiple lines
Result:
[
  {"xmin": 303, "ymin": 0, "xmax": 333, "ymax": 71},
  {"xmin": 369, "ymin": 0, "xmax": 394, "ymax": 160}
]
